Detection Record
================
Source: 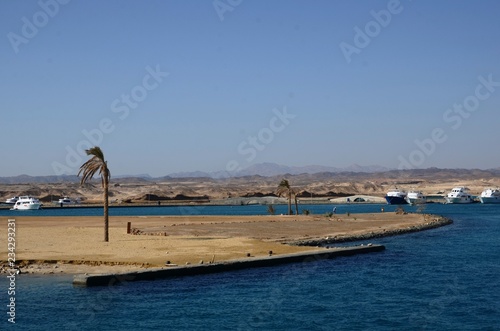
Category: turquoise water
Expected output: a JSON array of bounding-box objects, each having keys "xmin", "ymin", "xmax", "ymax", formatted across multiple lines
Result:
[
  {"xmin": 2, "ymin": 204, "xmax": 499, "ymax": 330},
  {"xmin": 0, "ymin": 203, "xmax": 384, "ymax": 217}
]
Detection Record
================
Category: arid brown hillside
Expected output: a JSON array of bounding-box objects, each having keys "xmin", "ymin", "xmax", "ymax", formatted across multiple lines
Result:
[{"xmin": 1, "ymin": 168, "xmax": 499, "ymax": 204}]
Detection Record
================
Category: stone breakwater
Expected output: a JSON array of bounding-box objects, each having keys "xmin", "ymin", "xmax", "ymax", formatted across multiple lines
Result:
[
  {"xmin": 0, "ymin": 260, "xmax": 151, "ymax": 275},
  {"xmin": 74, "ymin": 245, "xmax": 386, "ymax": 287},
  {"xmin": 288, "ymin": 216, "xmax": 453, "ymax": 246}
]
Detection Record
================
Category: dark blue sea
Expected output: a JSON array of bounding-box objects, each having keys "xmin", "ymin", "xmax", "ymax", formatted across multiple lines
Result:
[{"xmin": 1, "ymin": 203, "xmax": 499, "ymax": 330}]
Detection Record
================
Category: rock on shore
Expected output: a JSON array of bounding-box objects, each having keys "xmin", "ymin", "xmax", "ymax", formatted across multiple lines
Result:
[{"xmin": 288, "ymin": 216, "xmax": 452, "ymax": 246}]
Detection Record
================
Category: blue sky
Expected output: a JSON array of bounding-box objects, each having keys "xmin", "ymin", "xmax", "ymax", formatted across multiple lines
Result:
[{"xmin": 1, "ymin": 0, "xmax": 499, "ymax": 177}]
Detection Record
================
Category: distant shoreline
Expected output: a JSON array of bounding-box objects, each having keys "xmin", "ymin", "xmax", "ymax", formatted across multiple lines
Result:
[
  {"xmin": 0, "ymin": 194, "xmax": 449, "ymax": 210},
  {"xmin": 2, "ymin": 168, "xmax": 498, "ymax": 206},
  {"xmin": 0, "ymin": 197, "xmax": 363, "ymax": 210}
]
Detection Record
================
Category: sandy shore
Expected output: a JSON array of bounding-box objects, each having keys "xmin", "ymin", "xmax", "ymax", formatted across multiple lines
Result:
[{"xmin": 0, "ymin": 213, "xmax": 450, "ymax": 275}]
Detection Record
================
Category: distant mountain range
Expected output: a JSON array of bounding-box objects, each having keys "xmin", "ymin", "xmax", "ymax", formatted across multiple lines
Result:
[
  {"xmin": 1, "ymin": 163, "xmax": 499, "ymax": 184},
  {"xmin": 167, "ymin": 162, "xmax": 391, "ymax": 178}
]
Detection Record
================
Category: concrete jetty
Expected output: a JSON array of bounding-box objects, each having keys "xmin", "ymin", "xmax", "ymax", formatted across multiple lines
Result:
[{"xmin": 73, "ymin": 244, "xmax": 385, "ymax": 287}]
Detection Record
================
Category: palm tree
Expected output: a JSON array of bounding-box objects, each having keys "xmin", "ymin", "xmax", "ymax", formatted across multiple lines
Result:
[
  {"xmin": 277, "ymin": 179, "xmax": 294, "ymax": 215},
  {"xmin": 78, "ymin": 146, "xmax": 111, "ymax": 242},
  {"xmin": 294, "ymin": 194, "xmax": 299, "ymax": 215}
]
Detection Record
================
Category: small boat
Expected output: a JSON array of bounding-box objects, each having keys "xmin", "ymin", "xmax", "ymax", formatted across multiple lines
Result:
[
  {"xmin": 57, "ymin": 197, "xmax": 76, "ymax": 205},
  {"xmin": 479, "ymin": 188, "xmax": 500, "ymax": 204},
  {"xmin": 11, "ymin": 196, "xmax": 42, "ymax": 210},
  {"xmin": 405, "ymin": 190, "xmax": 427, "ymax": 205},
  {"xmin": 445, "ymin": 187, "xmax": 473, "ymax": 204},
  {"xmin": 5, "ymin": 196, "xmax": 19, "ymax": 204},
  {"xmin": 385, "ymin": 188, "xmax": 408, "ymax": 205}
]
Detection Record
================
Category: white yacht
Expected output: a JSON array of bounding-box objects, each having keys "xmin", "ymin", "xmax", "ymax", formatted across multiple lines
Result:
[
  {"xmin": 5, "ymin": 196, "xmax": 19, "ymax": 204},
  {"xmin": 11, "ymin": 196, "xmax": 42, "ymax": 210},
  {"xmin": 58, "ymin": 197, "xmax": 76, "ymax": 205},
  {"xmin": 445, "ymin": 187, "xmax": 473, "ymax": 204},
  {"xmin": 405, "ymin": 190, "xmax": 426, "ymax": 205},
  {"xmin": 385, "ymin": 188, "xmax": 408, "ymax": 205},
  {"xmin": 479, "ymin": 188, "xmax": 500, "ymax": 204}
]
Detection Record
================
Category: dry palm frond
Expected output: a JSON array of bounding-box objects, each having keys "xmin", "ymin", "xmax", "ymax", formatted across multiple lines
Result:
[{"xmin": 78, "ymin": 147, "xmax": 110, "ymax": 187}]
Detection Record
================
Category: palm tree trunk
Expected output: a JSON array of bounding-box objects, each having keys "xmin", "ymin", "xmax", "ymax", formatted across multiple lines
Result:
[
  {"xmin": 287, "ymin": 192, "xmax": 292, "ymax": 215},
  {"xmin": 294, "ymin": 195, "xmax": 299, "ymax": 215},
  {"xmin": 104, "ymin": 177, "xmax": 109, "ymax": 242}
]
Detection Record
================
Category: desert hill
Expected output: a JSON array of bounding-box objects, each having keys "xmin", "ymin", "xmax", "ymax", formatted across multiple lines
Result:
[{"xmin": 1, "ymin": 167, "xmax": 499, "ymax": 204}]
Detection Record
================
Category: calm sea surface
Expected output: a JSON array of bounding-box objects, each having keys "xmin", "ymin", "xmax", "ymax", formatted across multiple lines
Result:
[{"xmin": 1, "ymin": 203, "xmax": 499, "ymax": 330}]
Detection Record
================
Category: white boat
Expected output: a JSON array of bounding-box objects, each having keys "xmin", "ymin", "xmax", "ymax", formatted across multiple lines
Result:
[
  {"xmin": 479, "ymin": 188, "xmax": 500, "ymax": 204},
  {"xmin": 385, "ymin": 188, "xmax": 407, "ymax": 205},
  {"xmin": 5, "ymin": 196, "xmax": 19, "ymax": 204},
  {"xmin": 11, "ymin": 196, "xmax": 42, "ymax": 210},
  {"xmin": 405, "ymin": 190, "xmax": 426, "ymax": 205},
  {"xmin": 445, "ymin": 187, "xmax": 473, "ymax": 204},
  {"xmin": 57, "ymin": 197, "xmax": 77, "ymax": 205}
]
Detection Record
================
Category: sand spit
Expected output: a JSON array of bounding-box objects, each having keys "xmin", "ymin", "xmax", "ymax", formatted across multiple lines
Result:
[
  {"xmin": 0, "ymin": 213, "xmax": 452, "ymax": 275},
  {"xmin": 288, "ymin": 215, "xmax": 452, "ymax": 246}
]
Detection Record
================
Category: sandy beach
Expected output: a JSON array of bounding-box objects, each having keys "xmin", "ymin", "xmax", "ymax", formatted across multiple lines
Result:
[{"xmin": 1, "ymin": 212, "xmax": 450, "ymax": 275}]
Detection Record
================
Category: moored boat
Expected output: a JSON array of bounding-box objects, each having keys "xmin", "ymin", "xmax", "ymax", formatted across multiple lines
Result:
[
  {"xmin": 11, "ymin": 196, "xmax": 42, "ymax": 210},
  {"xmin": 479, "ymin": 188, "xmax": 500, "ymax": 204},
  {"xmin": 385, "ymin": 188, "xmax": 408, "ymax": 205},
  {"xmin": 57, "ymin": 197, "xmax": 78, "ymax": 205},
  {"xmin": 445, "ymin": 187, "xmax": 473, "ymax": 204},
  {"xmin": 5, "ymin": 196, "xmax": 19, "ymax": 204},
  {"xmin": 405, "ymin": 190, "xmax": 426, "ymax": 205}
]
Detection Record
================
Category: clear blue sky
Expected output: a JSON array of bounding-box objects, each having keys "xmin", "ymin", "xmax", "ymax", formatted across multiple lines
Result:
[{"xmin": 1, "ymin": 0, "xmax": 499, "ymax": 177}]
